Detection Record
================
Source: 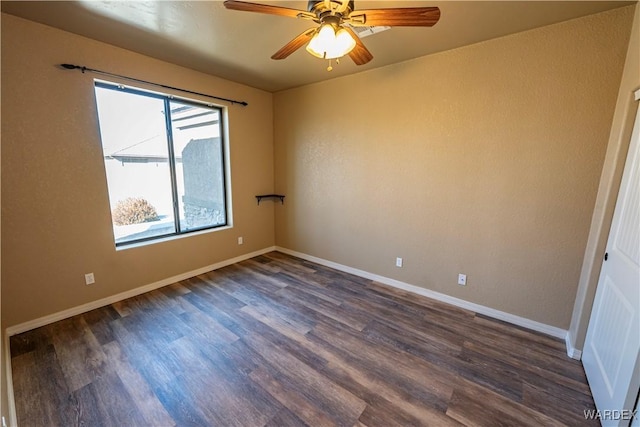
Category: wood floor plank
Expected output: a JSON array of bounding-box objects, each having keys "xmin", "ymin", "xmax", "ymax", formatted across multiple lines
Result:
[
  {"xmin": 166, "ymin": 336, "xmax": 280, "ymax": 426},
  {"xmin": 365, "ymin": 314, "xmax": 464, "ymax": 356},
  {"xmin": 11, "ymin": 251, "xmax": 597, "ymax": 426},
  {"xmin": 446, "ymin": 378, "xmax": 563, "ymax": 427},
  {"xmin": 81, "ymin": 305, "xmax": 121, "ymax": 346},
  {"xmin": 274, "ymin": 271, "xmax": 344, "ymax": 305},
  {"xmin": 454, "ymin": 345, "xmax": 525, "ymax": 402},
  {"xmin": 463, "ymin": 315, "xmax": 573, "ymax": 368},
  {"xmin": 109, "ymin": 317, "xmax": 181, "ymax": 389},
  {"xmin": 102, "ymin": 341, "xmax": 176, "ymax": 427},
  {"xmin": 249, "ymin": 366, "xmax": 340, "ymax": 427},
  {"xmin": 310, "ymin": 321, "xmax": 456, "ymax": 403},
  {"xmin": 76, "ymin": 370, "xmax": 150, "ymax": 427},
  {"xmin": 319, "ymin": 355, "xmax": 460, "ymax": 427},
  {"xmin": 274, "ymin": 284, "xmax": 370, "ymax": 331},
  {"xmin": 162, "ymin": 281, "xmax": 192, "ymax": 296},
  {"xmin": 263, "ymin": 406, "xmax": 310, "ymax": 427},
  {"xmin": 522, "ymin": 381, "xmax": 598, "ymax": 427},
  {"xmin": 231, "ymin": 311, "xmax": 330, "ymax": 372},
  {"xmin": 150, "ymin": 377, "xmax": 212, "ymax": 426},
  {"xmin": 361, "ymin": 320, "xmax": 463, "ymax": 372},
  {"xmin": 473, "ymin": 314, "xmax": 566, "ymax": 350},
  {"xmin": 218, "ymin": 277, "xmax": 317, "ymax": 335},
  {"xmin": 462, "ymin": 339, "xmax": 592, "ymax": 397},
  {"xmin": 306, "ymin": 334, "xmax": 459, "ymax": 427},
  {"xmin": 185, "ymin": 275, "xmax": 247, "ymax": 312},
  {"xmin": 224, "ymin": 263, "xmax": 289, "ymax": 293},
  {"xmin": 71, "ymin": 380, "xmax": 111, "ymax": 427},
  {"xmin": 259, "ymin": 252, "xmax": 319, "ymax": 275},
  {"xmin": 9, "ymin": 324, "xmax": 53, "ymax": 358},
  {"xmin": 366, "ymin": 280, "xmax": 476, "ymax": 320},
  {"xmin": 12, "ymin": 350, "xmax": 66, "ymax": 427},
  {"xmin": 179, "ymin": 307, "xmax": 240, "ymax": 346},
  {"xmin": 142, "ymin": 287, "xmax": 190, "ymax": 317},
  {"xmin": 244, "ymin": 333, "xmax": 367, "ymax": 425},
  {"xmin": 111, "ymin": 293, "xmax": 150, "ymax": 318},
  {"xmin": 180, "ymin": 287, "xmax": 244, "ymax": 333},
  {"xmin": 357, "ymin": 396, "xmax": 462, "ymax": 427},
  {"xmin": 49, "ymin": 316, "xmax": 109, "ymax": 392}
]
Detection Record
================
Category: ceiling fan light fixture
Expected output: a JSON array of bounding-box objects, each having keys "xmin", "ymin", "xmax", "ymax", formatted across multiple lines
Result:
[
  {"xmin": 306, "ymin": 24, "xmax": 356, "ymax": 59},
  {"xmin": 334, "ymin": 27, "xmax": 357, "ymax": 55}
]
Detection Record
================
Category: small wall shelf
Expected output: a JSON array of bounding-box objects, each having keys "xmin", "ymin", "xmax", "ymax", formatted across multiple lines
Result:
[{"xmin": 256, "ymin": 194, "xmax": 285, "ymax": 205}]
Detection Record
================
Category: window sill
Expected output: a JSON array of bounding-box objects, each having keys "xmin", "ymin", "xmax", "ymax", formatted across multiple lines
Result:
[{"xmin": 114, "ymin": 224, "xmax": 233, "ymax": 251}]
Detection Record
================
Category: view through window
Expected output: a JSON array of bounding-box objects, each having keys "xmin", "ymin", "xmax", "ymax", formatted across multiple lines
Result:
[{"xmin": 94, "ymin": 82, "xmax": 228, "ymax": 246}]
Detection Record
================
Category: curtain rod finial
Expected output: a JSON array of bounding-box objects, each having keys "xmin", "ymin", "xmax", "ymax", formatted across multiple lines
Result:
[{"xmin": 60, "ymin": 63, "xmax": 78, "ymax": 70}]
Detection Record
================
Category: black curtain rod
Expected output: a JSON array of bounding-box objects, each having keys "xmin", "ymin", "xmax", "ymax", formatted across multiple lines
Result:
[{"xmin": 60, "ymin": 63, "xmax": 248, "ymax": 107}]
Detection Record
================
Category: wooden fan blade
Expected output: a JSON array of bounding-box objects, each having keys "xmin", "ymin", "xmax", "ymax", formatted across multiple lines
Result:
[
  {"xmin": 335, "ymin": 0, "xmax": 350, "ymax": 13},
  {"xmin": 223, "ymin": 0, "xmax": 305, "ymax": 18},
  {"xmin": 271, "ymin": 28, "xmax": 317, "ymax": 60},
  {"xmin": 344, "ymin": 27, "xmax": 373, "ymax": 65},
  {"xmin": 349, "ymin": 7, "xmax": 440, "ymax": 27}
]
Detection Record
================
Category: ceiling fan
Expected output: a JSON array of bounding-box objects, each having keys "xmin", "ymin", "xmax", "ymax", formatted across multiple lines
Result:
[{"xmin": 223, "ymin": 0, "xmax": 440, "ymax": 69}]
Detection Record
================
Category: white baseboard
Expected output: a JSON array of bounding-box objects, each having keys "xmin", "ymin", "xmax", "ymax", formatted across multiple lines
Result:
[
  {"xmin": 5, "ymin": 246, "xmax": 276, "ymax": 337},
  {"xmin": 4, "ymin": 334, "xmax": 17, "ymax": 427},
  {"xmin": 565, "ymin": 331, "xmax": 583, "ymax": 360},
  {"xmin": 5, "ymin": 243, "xmax": 573, "ymax": 349},
  {"xmin": 276, "ymin": 246, "xmax": 568, "ymax": 340}
]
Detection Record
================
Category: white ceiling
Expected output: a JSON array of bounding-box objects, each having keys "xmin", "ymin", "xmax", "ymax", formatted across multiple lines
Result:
[{"xmin": 2, "ymin": 1, "xmax": 635, "ymax": 92}]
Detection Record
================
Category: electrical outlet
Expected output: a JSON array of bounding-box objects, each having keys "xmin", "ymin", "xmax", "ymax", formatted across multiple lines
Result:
[
  {"xmin": 238, "ymin": 236, "xmax": 243, "ymax": 245},
  {"xmin": 395, "ymin": 257, "xmax": 403, "ymax": 267},
  {"xmin": 85, "ymin": 273, "xmax": 95, "ymax": 285},
  {"xmin": 458, "ymin": 274, "xmax": 467, "ymax": 286}
]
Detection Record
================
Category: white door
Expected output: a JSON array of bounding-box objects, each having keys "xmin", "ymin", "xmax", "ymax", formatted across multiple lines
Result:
[{"xmin": 583, "ymin": 93, "xmax": 640, "ymax": 427}]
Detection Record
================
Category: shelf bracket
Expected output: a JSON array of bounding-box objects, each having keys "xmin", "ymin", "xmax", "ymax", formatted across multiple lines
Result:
[{"xmin": 256, "ymin": 194, "xmax": 285, "ymax": 205}]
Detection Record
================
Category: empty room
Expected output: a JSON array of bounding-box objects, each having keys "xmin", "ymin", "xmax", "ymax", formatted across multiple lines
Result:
[{"xmin": 1, "ymin": 1, "xmax": 639, "ymax": 426}]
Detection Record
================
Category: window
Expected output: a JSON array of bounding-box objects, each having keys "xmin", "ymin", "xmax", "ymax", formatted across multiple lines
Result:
[{"xmin": 94, "ymin": 81, "xmax": 228, "ymax": 247}]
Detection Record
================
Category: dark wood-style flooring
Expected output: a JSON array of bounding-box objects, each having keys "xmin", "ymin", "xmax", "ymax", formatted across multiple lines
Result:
[{"xmin": 10, "ymin": 251, "xmax": 596, "ymax": 426}]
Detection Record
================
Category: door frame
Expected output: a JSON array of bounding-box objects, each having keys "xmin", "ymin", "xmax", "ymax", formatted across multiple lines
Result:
[{"xmin": 567, "ymin": 86, "xmax": 640, "ymax": 360}]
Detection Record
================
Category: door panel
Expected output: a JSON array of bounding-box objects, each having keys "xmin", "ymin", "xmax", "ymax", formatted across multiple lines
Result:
[{"xmin": 583, "ymin": 98, "xmax": 640, "ymax": 427}]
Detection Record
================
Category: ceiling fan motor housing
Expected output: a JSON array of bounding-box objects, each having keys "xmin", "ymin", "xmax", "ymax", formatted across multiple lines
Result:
[{"xmin": 308, "ymin": 1, "xmax": 354, "ymax": 14}]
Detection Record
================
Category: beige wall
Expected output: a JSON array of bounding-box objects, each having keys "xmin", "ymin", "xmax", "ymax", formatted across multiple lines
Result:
[
  {"xmin": 569, "ymin": 4, "xmax": 640, "ymax": 351},
  {"xmin": 1, "ymin": 13, "xmax": 275, "ymax": 328},
  {"xmin": 274, "ymin": 6, "xmax": 635, "ymax": 329}
]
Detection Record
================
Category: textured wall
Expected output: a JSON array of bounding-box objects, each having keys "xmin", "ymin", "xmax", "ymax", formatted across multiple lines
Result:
[
  {"xmin": 1, "ymin": 13, "xmax": 275, "ymax": 327},
  {"xmin": 570, "ymin": 4, "xmax": 640, "ymax": 350},
  {"xmin": 274, "ymin": 7, "xmax": 635, "ymax": 329}
]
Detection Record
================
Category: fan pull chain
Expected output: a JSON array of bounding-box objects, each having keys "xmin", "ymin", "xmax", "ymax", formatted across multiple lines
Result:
[{"xmin": 327, "ymin": 58, "xmax": 340, "ymax": 72}]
